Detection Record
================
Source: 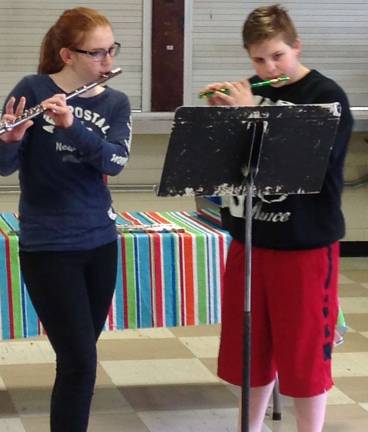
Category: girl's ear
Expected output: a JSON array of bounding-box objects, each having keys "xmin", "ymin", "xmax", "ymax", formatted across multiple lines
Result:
[{"xmin": 59, "ymin": 47, "xmax": 73, "ymax": 65}]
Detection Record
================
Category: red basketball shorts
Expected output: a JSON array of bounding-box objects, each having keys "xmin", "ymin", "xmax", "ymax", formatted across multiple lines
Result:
[{"xmin": 218, "ymin": 239, "xmax": 339, "ymax": 398}]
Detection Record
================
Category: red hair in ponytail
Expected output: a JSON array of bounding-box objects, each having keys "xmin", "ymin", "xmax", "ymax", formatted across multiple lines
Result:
[{"xmin": 38, "ymin": 7, "xmax": 112, "ymax": 74}]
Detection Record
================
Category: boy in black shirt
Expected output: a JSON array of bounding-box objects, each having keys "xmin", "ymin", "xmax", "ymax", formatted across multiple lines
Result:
[{"xmin": 201, "ymin": 4, "xmax": 353, "ymax": 432}]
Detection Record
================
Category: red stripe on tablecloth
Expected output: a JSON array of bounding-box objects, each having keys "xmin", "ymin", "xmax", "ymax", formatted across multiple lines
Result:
[
  {"xmin": 120, "ymin": 212, "xmax": 143, "ymax": 225},
  {"xmin": 144, "ymin": 211, "xmax": 169, "ymax": 224},
  {"xmin": 151, "ymin": 233, "xmax": 164, "ymax": 326},
  {"xmin": 196, "ymin": 208, "xmax": 222, "ymax": 226},
  {"xmin": 182, "ymin": 233, "xmax": 195, "ymax": 325}
]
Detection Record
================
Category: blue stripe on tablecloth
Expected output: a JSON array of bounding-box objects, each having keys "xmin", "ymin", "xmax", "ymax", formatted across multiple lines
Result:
[
  {"xmin": 114, "ymin": 214, "xmax": 128, "ymax": 226},
  {"xmin": 115, "ymin": 212, "xmax": 153, "ymax": 226},
  {"xmin": 1, "ymin": 213, "xmax": 19, "ymax": 230},
  {"xmin": 135, "ymin": 234, "xmax": 152, "ymax": 328},
  {"xmin": 21, "ymin": 274, "xmax": 39, "ymax": 337},
  {"xmin": 129, "ymin": 212, "xmax": 154, "ymax": 225},
  {"xmin": 133, "ymin": 235, "xmax": 141, "ymax": 327}
]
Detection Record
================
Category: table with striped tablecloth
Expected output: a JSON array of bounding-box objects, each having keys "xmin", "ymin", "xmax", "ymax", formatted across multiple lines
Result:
[{"xmin": 0, "ymin": 209, "xmax": 231, "ymax": 340}]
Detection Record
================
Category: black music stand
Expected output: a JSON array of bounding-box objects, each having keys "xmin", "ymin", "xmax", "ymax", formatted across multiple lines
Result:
[{"xmin": 157, "ymin": 103, "xmax": 341, "ymax": 432}]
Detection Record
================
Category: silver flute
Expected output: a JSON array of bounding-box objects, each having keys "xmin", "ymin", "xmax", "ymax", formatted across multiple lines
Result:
[{"xmin": 0, "ymin": 67, "xmax": 122, "ymax": 136}]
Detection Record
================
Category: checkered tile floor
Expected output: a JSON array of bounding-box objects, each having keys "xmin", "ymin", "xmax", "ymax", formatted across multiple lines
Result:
[{"xmin": 0, "ymin": 257, "xmax": 367, "ymax": 431}]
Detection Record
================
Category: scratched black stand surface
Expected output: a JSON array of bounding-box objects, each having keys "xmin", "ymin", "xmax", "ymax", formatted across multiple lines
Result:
[
  {"xmin": 157, "ymin": 103, "xmax": 341, "ymax": 432},
  {"xmin": 158, "ymin": 104, "xmax": 340, "ymax": 197}
]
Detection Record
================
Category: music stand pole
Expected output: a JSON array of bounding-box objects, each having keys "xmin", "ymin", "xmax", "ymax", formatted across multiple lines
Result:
[
  {"xmin": 241, "ymin": 173, "xmax": 253, "ymax": 431},
  {"xmin": 241, "ymin": 121, "xmax": 264, "ymax": 432}
]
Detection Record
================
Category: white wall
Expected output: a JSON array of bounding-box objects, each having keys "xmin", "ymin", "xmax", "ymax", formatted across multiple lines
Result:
[{"xmin": 0, "ymin": 0, "xmax": 144, "ymax": 109}]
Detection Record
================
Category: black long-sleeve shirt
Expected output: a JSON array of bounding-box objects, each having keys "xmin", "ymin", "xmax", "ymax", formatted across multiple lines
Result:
[{"xmin": 221, "ymin": 69, "xmax": 354, "ymax": 249}]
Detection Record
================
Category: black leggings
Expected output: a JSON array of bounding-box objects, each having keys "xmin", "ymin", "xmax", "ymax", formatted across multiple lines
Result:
[{"xmin": 20, "ymin": 240, "xmax": 117, "ymax": 432}]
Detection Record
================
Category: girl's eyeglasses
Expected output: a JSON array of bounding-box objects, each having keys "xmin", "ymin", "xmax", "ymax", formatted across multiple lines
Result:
[{"xmin": 71, "ymin": 42, "xmax": 121, "ymax": 61}]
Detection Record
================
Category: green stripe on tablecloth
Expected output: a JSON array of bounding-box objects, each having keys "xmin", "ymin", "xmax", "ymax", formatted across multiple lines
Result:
[
  {"xmin": 0, "ymin": 217, "xmax": 11, "ymax": 232},
  {"xmin": 124, "ymin": 234, "xmax": 137, "ymax": 327},
  {"xmin": 8, "ymin": 235, "xmax": 22, "ymax": 338}
]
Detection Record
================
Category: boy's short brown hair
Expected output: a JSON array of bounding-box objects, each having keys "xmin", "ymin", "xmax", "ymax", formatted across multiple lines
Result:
[{"xmin": 242, "ymin": 4, "xmax": 298, "ymax": 50}]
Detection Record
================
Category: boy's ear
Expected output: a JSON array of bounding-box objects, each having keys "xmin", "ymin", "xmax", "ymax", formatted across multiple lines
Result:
[{"xmin": 293, "ymin": 38, "xmax": 302, "ymax": 55}]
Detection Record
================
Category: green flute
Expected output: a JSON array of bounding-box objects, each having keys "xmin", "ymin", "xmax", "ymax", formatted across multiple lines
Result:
[{"xmin": 198, "ymin": 76, "xmax": 290, "ymax": 99}]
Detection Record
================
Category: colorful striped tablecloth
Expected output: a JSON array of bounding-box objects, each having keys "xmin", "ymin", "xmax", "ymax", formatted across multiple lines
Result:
[{"xmin": 0, "ymin": 209, "xmax": 231, "ymax": 340}]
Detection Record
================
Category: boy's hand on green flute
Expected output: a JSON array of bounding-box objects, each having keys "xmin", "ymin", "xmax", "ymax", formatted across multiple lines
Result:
[{"xmin": 200, "ymin": 79, "xmax": 255, "ymax": 106}]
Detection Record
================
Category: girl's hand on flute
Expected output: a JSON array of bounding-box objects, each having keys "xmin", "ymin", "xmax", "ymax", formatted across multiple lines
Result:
[
  {"xmin": 41, "ymin": 94, "xmax": 74, "ymax": 129},
  {"xmin": 200, "ymin": 79, "xmax": 255, "ymax": 106},
  {"xmin": 1, "ymin": 97, "xmax": 33, "ymax": 143}
]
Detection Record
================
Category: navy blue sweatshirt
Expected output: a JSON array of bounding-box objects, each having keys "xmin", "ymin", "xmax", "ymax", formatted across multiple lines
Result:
[{"xmin": 0, "ymin": 74, "xmax": 132, "ymax": 251}]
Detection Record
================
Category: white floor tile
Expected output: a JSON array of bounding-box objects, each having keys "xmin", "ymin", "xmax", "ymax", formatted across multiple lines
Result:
[
  {"xmin": 327, "ymin": 386, "xmax": 355, "ymax": 405},
  {"xmin": 339, "ymin": 297, "xmax": 368, "ymax": 313},
  {"xmin": 99, "ymin": 328, "xmax": 175, "ymax": 340},
  {"xmin": 178, "ymin": 336, "xmax": 220, "ymax": 358},
  {"xmin": 339, "ymin": 274, "xmax": 355, "ymax": 284},
  {"xmin": 0, "ymin": 375, "xmax": 6, "ymax": 390},
  {"xmin": 333, "ymin": 352, "xmax": 368, "ymax": 377},
  {"xmin": 0, "ymin": 341, "xmax": 54, "ymax": 365},
  {"xmin": 0, "ymin": 418, "xmax": 26, "ymax": 432},
  {"xmin": 359, "ymin": 403, "xmax": 368, "ymax": 413},
  {"xmin": 101, "ymin": 358, "xmax": 219, "ymax": 386}
]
